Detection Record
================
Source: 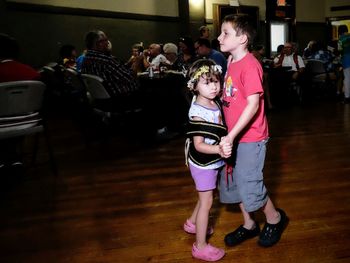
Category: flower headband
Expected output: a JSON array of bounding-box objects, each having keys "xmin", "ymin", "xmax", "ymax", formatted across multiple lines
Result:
[{"xmin": 187, "ymin": 64, "xmax": 222, "ymax": 90}]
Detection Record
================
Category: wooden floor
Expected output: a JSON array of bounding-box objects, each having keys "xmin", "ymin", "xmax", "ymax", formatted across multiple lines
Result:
[{"xmin": 1, "ymin": 100, "xmax": 350, "ymax": 263}]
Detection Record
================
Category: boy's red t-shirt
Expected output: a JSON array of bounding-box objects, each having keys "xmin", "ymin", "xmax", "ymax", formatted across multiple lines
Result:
[{"xmin": 222, "ymin": 52, "xmax": 269, "ymax": 142}]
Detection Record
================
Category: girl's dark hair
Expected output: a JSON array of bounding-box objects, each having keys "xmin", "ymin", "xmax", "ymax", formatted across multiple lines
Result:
[
  {"xmin": 187, "ymin": 59, "xmax": 222, "ymax": 94},
  {"xmin": 222, "ymin": 14, "xmax": 256, "ymax": 45}
]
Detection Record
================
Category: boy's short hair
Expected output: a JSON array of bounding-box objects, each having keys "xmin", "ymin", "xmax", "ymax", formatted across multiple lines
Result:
[{"xmin": 222, "ymin": 14, "xmax": 256, "ymax": 46}]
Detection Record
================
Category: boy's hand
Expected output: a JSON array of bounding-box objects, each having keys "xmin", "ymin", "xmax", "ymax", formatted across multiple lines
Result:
[{"xmin": 219, "ymin": 136, "xmax": 233, "ymax": 158}]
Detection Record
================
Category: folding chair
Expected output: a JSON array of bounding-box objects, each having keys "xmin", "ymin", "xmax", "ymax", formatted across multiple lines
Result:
[{"xmin": 0, "ymin": 80, "xmax": 57, "ymax": 175}]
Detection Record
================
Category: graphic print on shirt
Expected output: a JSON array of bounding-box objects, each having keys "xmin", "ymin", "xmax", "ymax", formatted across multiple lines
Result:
[{"xmin": 224, "ymin": 75, "xmax": 237, "ymax": 99}]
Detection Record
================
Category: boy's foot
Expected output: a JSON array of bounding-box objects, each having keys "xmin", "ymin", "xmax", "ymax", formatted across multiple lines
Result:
[
  {"xmin": 192, "ymin": 243, "xmax": 225, "ymax": 261},
  {"xmin": 258, "ymin": 208, "xmax": 288, "ymax": 247},
  {"xmin": 224, "ymin": 222, "xmax": 260, "ymax": 246},
  {"xmin": 183, "ymin": 219, "xmax": 214, "ymax": 235}
]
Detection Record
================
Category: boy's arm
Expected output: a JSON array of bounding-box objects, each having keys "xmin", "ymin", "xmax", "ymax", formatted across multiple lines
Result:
[{"xmin": 223, "ymin": 93, "xmax": 260, "ymax": 144}]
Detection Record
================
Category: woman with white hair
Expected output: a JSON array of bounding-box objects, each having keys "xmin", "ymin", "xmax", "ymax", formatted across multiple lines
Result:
[{"xmin": 162, "ymin": 42, "xmax": 186, "ymax": 71}]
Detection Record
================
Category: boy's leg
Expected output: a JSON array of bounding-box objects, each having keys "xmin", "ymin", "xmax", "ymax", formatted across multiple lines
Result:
[
  {"xmin": 262, "ymin": 197, "xmax": 280, "ymax": 224},
  {"xmin": 258, "ymin": 198, "xmax": 288, "ymax": 247}
]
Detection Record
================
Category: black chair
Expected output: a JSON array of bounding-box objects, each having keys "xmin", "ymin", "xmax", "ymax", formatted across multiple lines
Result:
[
  {"xmin": 0, "ymin": 80, "xmax": 57, "ymax": 175},
  {"xmin": 305, "ymin": 59, "xmax": 335, "ymax": 98}
]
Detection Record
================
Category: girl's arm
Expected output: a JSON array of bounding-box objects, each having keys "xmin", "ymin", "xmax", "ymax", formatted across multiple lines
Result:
[
  {"xmin": 223, "ymin": 93, "xmax": 260, "ymax": 144},
  {"xmin": 192, "ymin": 116, "xmax": 221, "ymax": 155}
]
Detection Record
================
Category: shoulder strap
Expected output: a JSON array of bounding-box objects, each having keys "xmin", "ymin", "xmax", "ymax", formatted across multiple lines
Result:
[
  {"xmin": 293, "ymin": 53, "xmax": 299, "ymax": 70},
  {"xmin": 186, "ymin": 120, "xmax": 227, "ymax": 142}
]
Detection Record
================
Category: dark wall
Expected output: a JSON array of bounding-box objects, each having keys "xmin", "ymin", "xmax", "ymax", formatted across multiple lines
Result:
[{"xmin": 0, "ymin": 0, "xmax": 188, "ymax": 69}]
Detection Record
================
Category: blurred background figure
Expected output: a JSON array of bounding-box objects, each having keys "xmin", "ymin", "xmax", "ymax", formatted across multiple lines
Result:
[
  {"xmin": 81, "ymin": 30, "xmax": 139, "ymax": 111},
  {"xmin": 194, "ymin": 38, "xmax": 226, "ymax": 75},
  {"xmin": 142, "ymin": 43, "xmax": 168, "ymax": 71},
  {"xmin": 0, "ymin": 33, "xmax": 40, "ymax": 82},
  {"xmin": 303, "ymin": 40, "xmax": 316, "ymax": 59},
  {"xmin": 162, "ymin": 42, "xmax": 183, "ymax": 71},
  {"xmin": 125, "ymin": 43, "xmax": 145, "ymax": 74},
  {"xmin": 338, "ymin": 25, "xmax": 350, "ymax": 104},
  {"xmin": 199, "ymin": 25, "xmax": 210, "ymax": 39},
  {"xmin": 178, "ymin": 36, "xmax": 196, "ymax": 71},
  {"xmin": 58, "ymin": 44, "xmax": 77, "ymax": 69}
]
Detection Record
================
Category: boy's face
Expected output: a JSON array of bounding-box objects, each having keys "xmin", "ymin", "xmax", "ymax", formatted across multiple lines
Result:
[{"xmin": 218, "ymin": 22, "xmax": 246, "ymax": 54}]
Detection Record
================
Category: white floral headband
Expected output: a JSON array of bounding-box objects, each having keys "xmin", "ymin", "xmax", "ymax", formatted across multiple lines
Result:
[{"xmin": 187, "ymin": 64, "xmax": 222, "ymax": 90}]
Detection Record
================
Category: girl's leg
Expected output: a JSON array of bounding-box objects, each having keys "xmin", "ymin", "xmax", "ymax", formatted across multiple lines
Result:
[
  {"xmin": 195, "ymin": 190, "xmax": 213, "ymax": 249},
  {"xmin": 188, "ymin": 200, "xmax": 200, "ymax": 224}
]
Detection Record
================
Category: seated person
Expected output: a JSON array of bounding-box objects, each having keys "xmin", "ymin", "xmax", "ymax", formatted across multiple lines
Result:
[
  {"xmin": 75, "ymin": 49, "xmax": 87, "ymax": 73},
  {"xmin": 58, "ymin": 44, "xmax": 77, "ymax": 69},
  {"xmin": 272, "ymin": 42, "xmax": 306, "ymax": 105},
  {"xmin": 309, "ymin": 41, "xmax": 336, "ymax": 75},
  {"xmin": 81, "ymin": 30, "xmax": 139, "ymax": 111},
  {"xmin": 194, "ymin": 38, "xmax": 227, "ymax": 75},
  {"xmin": 0, "ymin": 33, "xmax": 40, "ymax": 82},
  {"xmin": 274, "ymin": 42, "xmax": 305, "ymax": 81},
  {"xmin": 303, "ymin": 40, "xmax": 316, "ymax": 59},
  {"xmin": 125, "ymin": 43, "xmax": 145, "ymax": 74},
  {"xmin": 161, "ymin": 42, "xmax": 183, "ymax": 71},
  {"xmin": 142, "ymin": 43, "xmax": 168, "ymax": 71}
]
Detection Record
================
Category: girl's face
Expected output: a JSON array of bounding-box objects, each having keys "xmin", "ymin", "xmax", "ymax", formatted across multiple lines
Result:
[
  {"xmin": 196, "ymin": 75, "xmax": 220, "ymax": 100},
  {"xmin": 218, "ymin": 22, "xmax": 245, "ymax": 54}
]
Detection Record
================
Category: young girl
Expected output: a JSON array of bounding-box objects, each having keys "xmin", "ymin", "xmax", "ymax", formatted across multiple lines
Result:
[{"xmin": 184, "ymin": 59, "xmax": 230, "ymax": 261}]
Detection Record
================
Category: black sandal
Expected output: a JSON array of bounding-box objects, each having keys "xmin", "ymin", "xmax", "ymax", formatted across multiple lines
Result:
[{"xmin": 224, "ymin": 222, "xmax": 260, "ymax": 246}]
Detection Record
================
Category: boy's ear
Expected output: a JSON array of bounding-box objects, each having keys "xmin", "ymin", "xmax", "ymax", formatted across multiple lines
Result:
[{"xmin": 239, "ymin": 34, "xmax": 248, "ymax": 45}]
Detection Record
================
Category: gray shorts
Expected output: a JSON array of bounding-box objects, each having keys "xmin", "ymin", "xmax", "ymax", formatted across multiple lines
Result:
[{"xmin": 219, "ymin": 139, "xmax": 269, "ymax": 212}]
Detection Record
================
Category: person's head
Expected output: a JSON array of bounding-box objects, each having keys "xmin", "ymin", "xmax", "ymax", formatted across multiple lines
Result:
[
  {"xmin": 283, "ymin": 42, "xmax": 293, "ymax": 55},
  {"xmin": 131, "ymin": 43, "xmax": 143, "ymax": 57},
  {"xmin": 276, "ymin": 44, "xmax": 284, "ymax": 54},
  {"xmin": 338, "ymin": 25, "xmax": 348, "ymax": 37},
  {"xmin": 178, "ymin": 36, "xmax": 195, "ymax": 55},
  {"xmin": 199, "ymin": 25, "xmax": 210, "ymax": 39},
  {"xmin": 148, "ymin": 43, "xmax": 162, "ymax": 58},
  {"xmin": 187, "ymin": 59, "xmax": 222, "ymax": 98},
  {"xmin": 59, "ymin": 44, "xmax": 77, "ymax": 60},
  {"xmin": 218, "ymin": 14, "xmax": 256, "ymax": 54},
  {"xmin": 194, "ymin": 38, "xmax": 211, "ymax": 57},
  {"xmin": 85, "ymin": 30, "xmax": 109, "ymax": 53},
  {"xmin": 0, "ymin": 33, "xmax": 20, "ymax": 60},
  {"xmin": 163, "ymin": 42, "xmax": 178, "ymax": 63}
]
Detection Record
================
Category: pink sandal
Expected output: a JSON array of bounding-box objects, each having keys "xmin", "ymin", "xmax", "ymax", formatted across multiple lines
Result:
[
  {"xmin": 192, "ymin": 243, "xmax": 225, "ymax": 261},
  {"xmin": 183, "ymin": 219, "xmax": 214, "ymax": 235}
]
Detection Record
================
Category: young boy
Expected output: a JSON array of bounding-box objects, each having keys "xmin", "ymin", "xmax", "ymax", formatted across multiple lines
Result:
[{"xmin": 217, "ymin": 14, "xmax": 288, "ymax": 247}]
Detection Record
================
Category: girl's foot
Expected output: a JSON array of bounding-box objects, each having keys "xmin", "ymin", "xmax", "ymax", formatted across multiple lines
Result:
[
  {"xmin": 183, "ymin": 219, "xmax": 214, "ymax": 235},
  {"xmin": 192, "ymin": 243, "xmax": 225, "ymax": 261}
]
